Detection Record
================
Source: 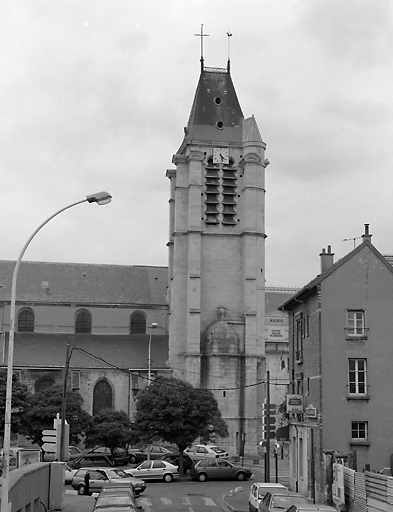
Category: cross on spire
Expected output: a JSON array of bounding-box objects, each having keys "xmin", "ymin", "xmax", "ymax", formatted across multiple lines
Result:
[{"xmin": 195, "ymin": 24, "xmax": 209, "ymax": 71}]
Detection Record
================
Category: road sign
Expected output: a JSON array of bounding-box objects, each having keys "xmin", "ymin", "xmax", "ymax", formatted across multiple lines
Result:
[
  {"xmin": 42, "ymin": 442, "xmax": 57, "ymax": 453},
  {"xmin": 42, "ymin": 429, "xmax": 57, "ymax": 443}
]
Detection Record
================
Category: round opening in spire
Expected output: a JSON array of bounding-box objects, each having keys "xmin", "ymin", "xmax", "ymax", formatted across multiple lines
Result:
[
  {"xmin": 216, "ymin": 121, "xmax": 224, "ymax": 129},
  {"xmin": 214, "ymin": 97, "xmax": 222, "ymax": 105}
]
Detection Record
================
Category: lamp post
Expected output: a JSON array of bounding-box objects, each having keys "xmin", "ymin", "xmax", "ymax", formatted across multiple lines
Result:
[
  {"xmin": 146, "ymin": 322, "xmax": 157, "ymax": 462},
  {"xmin": 1, "ymin": 191, "xmax": 112, "ymax": 512},
  {"xmin": 147, "ymin": 322, "xmax": 158, "ymax": 383}
]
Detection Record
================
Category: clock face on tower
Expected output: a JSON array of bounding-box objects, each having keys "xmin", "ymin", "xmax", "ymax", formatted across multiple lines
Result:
[{"xmin": 213, "ymin": 147, "xmax": 229, "ymax": 164}]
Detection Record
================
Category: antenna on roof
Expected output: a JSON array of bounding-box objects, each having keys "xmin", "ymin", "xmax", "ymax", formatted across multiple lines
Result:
[
  {"xmin": 195, "ymin": 24, "xmax": 209, "ymax": 72},
  {"xmin": 227, "ymin": 31, "xmax": 232, "ymax": 73},
  {"xmin": 342, "ymin": 236, "xmax": 361, "ymax": 249}
]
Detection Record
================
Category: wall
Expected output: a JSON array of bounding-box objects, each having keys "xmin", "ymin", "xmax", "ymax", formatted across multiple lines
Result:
[{"xmin": 0, "ymin": 463, "xmax": 51, "ymax": 512}]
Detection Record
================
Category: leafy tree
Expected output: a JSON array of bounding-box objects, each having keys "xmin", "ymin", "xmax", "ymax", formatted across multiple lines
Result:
[
  {"xmin": 19, "ymin": 384, "xmax": 92, "ymax": 446},
  {"xmin": 134, "ymin": 376, "xmax": 229, "ymax": 475},
  {"xmin": 84, "ymin": 409, "xmax": 133, "ymax": 457},
  {"xmin": 0, "ymin": 372, "xmax": 32, "ymax": 438}
]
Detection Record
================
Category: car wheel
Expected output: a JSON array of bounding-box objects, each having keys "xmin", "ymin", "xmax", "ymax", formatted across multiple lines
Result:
[
  {"xmin": 236, "ymin": 472, "xmax": 246, "ymax": 481},
  {"xmin": 78, "ymin": 484, "xmax": 86, "ymax": 495},
  {"xmin": 130, "ymin": 455, "xmax": 137, "ymax": 464},
  {"xmin": 163, "ymin": 473, "xmax": 173, "ymax": 482},
  {"xmin": 198, "ymin": 473, "xmax": 207, "ymax": 482}
]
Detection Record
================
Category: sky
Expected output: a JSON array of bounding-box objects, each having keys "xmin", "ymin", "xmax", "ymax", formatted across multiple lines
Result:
[{"xmin": 1, "ymin": 0, "xmax": 393, "ymax": 288}]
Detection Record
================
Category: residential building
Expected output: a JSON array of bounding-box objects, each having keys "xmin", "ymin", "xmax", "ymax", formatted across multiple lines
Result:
[{"xmin": 280, "ymin": 225, "xmax": 393, "ymax": 503}]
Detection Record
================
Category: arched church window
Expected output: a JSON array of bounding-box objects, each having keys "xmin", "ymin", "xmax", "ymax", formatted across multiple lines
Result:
[
  {"xmin": 35, "ymin": 376, "xmax": 55, "ymax": 393},
  {"xmin": 130, "ymin": 311, "xmax": 146, "ymax": 334},
  {"xmin": 17, "ymin": 308, "xmax": 34, "ymax": 332},
  {"xmin": 93, "ymin": 379, "xmax": 113, "ymax": 416},
  {"xmin": 75, "ymin": 309, "xmax": 92, "ymax": 333}
]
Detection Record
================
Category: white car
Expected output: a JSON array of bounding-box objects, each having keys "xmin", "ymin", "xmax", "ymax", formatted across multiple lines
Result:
[
  {"xmin": 126, "ymin": 460, "xmax": 179, "ymax": 482},
  {"xmin": 248, "ymin": 483, "xmax": 287, "ymax": 512},
  {"xmin": 184, "ymin": 444, "xmax": 228, "ymax": 461},
  {"xmin": 65, "ymin": 463, "xmax": 77, "ymax": 485}
]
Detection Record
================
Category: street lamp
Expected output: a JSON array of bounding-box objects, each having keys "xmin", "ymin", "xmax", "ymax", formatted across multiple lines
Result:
[
  {"xmin": 1, "ymin": 191, "xmax": 112, "ymax": 512},
  {"xmin": 147, "ymin": 322, "xmax": 158, "ymax": 383},
  {"xmin": 146, "ymin": 322, "xmax": 157, "ymax": 463}
]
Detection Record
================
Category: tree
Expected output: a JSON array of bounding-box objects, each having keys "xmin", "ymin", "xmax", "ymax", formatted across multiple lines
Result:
[
  {"xmin": 133, "ymin": 376, "xmax": 229, "ymax": 475},
  {"xmin": 19, "ymin": 384, "xmax": 92, "ymax": 446},
  {"xmin": 84, "ymin": 409, "xmax": 133, "ymax": 456},
  {"xmin": 0, "ymin": 372, "xmax": 32, "ymax": 439}
]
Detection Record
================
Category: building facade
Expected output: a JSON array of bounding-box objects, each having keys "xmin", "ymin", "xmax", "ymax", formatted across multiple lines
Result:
[
  {"xmin": 167, "ymin": 59, "xmax": 269, "ymax": 455},
  {"xmin": 281, "ymin": 226, "xmax": 393, "ymax": 503}
]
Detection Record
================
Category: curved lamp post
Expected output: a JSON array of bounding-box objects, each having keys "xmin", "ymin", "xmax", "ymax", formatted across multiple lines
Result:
[
  {"xmin": 146, "ymin": 322, "xmax": 157, "ymax": 462},
  {"xmin": 1, "ymin": 191, "xmax": 112, "ymax": 512}
]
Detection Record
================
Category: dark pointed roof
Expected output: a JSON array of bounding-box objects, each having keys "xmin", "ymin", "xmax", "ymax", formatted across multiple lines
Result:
[{"xmin": 179, "ymin": 67, "xmax": 244, "ymax": 150}]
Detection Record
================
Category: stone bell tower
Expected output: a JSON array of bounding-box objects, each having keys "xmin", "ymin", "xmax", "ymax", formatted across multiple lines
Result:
[{"xmin": 166, "ymin": 58, "xmax": 267, "ymax": 455}]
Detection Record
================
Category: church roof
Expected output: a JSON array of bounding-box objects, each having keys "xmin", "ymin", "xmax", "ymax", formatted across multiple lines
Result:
[
  {"xmin": 0, "ymin": 261, "xmax": 168, "ymax": 306},
  {"xmin": 3, "ymin": 333, "xmax": 169, "ymax": 370},
  {"xmin": 179, "ymin": 67, "xmax": 244, "ymax": 150}
]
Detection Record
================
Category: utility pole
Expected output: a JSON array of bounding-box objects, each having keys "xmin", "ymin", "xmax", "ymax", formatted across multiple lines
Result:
[{"xmin": 265, "ymin": 370, "xmax": 270, "ymax": 482}]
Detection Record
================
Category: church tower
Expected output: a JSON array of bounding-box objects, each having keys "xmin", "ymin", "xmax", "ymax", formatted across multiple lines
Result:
[{"xmin": 167, "ymin": 56, "xmax": 267, "ymax": 455}]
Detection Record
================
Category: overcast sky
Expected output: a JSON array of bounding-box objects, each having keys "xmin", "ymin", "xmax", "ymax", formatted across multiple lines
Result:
[{"xmin": 2, "ymin": 0, "xmax": 393, "ymax": 288}]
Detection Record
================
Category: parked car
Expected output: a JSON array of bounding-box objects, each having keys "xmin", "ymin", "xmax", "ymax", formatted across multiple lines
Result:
[
  {"xmin": 184, "ymin": 444, "xmax": 229, "ymax": 460},
  {"xmin": 286, "ymin": 506, "xmax": 337, "ymax": 512},
  {"xmin": 157, "ymin": 453, "xmax": 195, "ymax": 473},
  {"xmin": 103, "ymin": 478, "xmax": 146, "ymax": 497},
  {"xmin": 87, "ymin": 447, "xmax": 129, "ymax": 466},
  {"xmin": 128, "ymin": 445, "xmax": 175, "ymax": 464},
  {"xmin": 93, "ymin": 494, "xmax": 136, "ymax": 511},
  {"xmin": 259, "ymin": 492, "xmax": 308, "ymax": 512},
  {"xmin": 249, "ymin": 483, "xmax": 288, "ymax": 512},
  {"xmin": 127, "ymin": 460, "xmax": 179, "ymax": 482},
  {"xmin": 71, "ymin": 467, "xmax": 146, "ymax": 496},
  {"xmin": 190, "ymin": 458, "xmax": 252, "ymax": 481},
  {"xmin": 65, "ymin": 463, "xmax": 77, "ymax": 485},
  {"xmin": 69, "ymin": 453, "xmax": 114, "ymax": 469}
]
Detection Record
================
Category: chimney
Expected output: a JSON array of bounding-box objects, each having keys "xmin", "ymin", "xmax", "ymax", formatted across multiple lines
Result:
[
  {"xmin": 362, "ymin": 223, "xmax": 372, "ymax": 243},
  {"xmin": 319, "ymin": 245, "xmax": 335, "ymax": 273}
]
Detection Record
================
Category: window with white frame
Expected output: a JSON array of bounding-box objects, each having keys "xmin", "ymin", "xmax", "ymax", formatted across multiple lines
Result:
[
  {"xmin": 348, "ymin": 359, "xmax": 367, "ymax": 395},
  {"xmin": 351, "ymin": 421, "xmax": 368, "ymax": 440},
  {"xmin": 346, "ymin": 310, "xmax": 365, "ymax": 336}
]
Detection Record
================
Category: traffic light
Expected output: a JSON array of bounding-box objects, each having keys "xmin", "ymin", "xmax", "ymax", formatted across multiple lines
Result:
[{"xmin": 262, "ymin": 401, "xmax": 276, "ymax": 438}]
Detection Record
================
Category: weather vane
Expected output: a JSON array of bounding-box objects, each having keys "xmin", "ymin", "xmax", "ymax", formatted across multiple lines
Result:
[{"xmin": 195, "ymin": 24, "xmax": 209, "ymax": 71}]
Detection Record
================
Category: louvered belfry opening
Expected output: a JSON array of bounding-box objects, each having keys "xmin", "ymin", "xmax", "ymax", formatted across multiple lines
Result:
[{"xmin": 204, "ymin": 158, "xmax": 237, "ymax": 225}]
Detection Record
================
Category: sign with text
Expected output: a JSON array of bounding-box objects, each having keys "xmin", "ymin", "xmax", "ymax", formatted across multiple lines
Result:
[{"xmin": 287, "ymin": 394, "xmax": 303, "ymax": 413}]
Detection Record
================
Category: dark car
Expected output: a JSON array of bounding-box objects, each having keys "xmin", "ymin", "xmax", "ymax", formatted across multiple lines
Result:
[
  {"xmin": 128, "ymin": 445, "xmax": 175, "ymax": 464},
  {"xmin": 190, "ymin": 458, "xmax": 252, "ymax": 481},
  {"xmin": 69, "ymin": 453, "xmax": 114, "ymax": 469},
  {"xmin": 158, "ymin": 453, "xmax": 194, "ymax": 473},
  {"xmin": 87, "ymin": 447, "xmax": 129, "ymax": 466}
]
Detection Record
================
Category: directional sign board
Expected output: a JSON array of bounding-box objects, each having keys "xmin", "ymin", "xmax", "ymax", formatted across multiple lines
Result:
[{"xmin": 42, "ymin": 428, "xmax": 58, "ymax": 453}]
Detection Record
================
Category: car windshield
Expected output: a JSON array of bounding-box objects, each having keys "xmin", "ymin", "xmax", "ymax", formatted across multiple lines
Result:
[
  {"xmin": 96, "ymin": 496, "xmax": 133, "ymax": 508},
  {"xmin": 112, "ymin": 469, "xmax": 128, "ymax": 478},
  {"xmin": 211, "ymin": 446, "xmax": 225, "ymax": 453},
  {"xmin": 272, "ymin": 496, "xmax": 307, "ymax": 509}
]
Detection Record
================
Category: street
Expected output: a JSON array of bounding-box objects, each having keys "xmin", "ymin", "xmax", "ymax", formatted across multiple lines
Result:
[{"xmin": 63, "ymin": 459, "xmax": 291, "ymax": 512}]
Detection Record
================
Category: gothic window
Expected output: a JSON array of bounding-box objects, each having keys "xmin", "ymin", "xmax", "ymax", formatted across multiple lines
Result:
[
  {"xmin": 204, "ymin": 158, "xmax": 237, "ymax": 225},
  {"xmin": 35, "ymin": 376, "xmax": 55, "ymax": 393},
  {"xmin": 130, "ymin": 311, "xmax": 146, "ymax": 334},
  {"xmin": 17, "ymin": 308, "xmax": 34, "ymax": 332},
  {"xmin": 93, "ymin": 379, "xmax": 113, "ymax": 416},
  {"xmin": 75, "ymin": 309, "xmax": 92, "ymax": 333}
]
